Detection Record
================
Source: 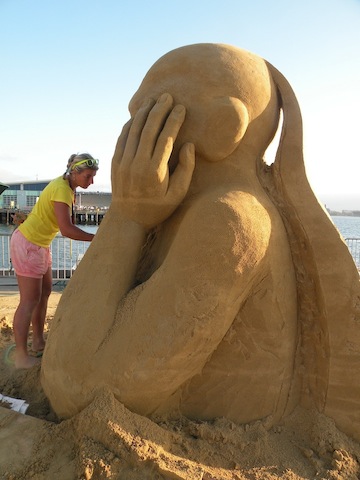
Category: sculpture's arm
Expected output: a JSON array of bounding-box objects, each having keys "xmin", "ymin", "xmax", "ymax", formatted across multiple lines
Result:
[
  {"xmin": 52, "ymin": 93, "xmax": 195, "ymax": 341},
  {"xmin": 95, "ymin": 194, "xmax": 270, "ymax": 414}
]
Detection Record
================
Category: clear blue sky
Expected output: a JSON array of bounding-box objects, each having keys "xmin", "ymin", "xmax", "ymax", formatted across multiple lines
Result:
[{"xmin": 1, "ymin": 0, "xmax": 359, "ymax": 210}]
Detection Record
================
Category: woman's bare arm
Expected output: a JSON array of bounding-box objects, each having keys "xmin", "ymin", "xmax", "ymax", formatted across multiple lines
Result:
[{"xmin": 54, "ymin": 201, "xmax": 94, "ymax": 241}]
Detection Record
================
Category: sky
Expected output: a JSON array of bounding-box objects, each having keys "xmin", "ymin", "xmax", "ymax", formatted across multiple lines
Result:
[{"xmin": 1, "ymin": 0, "xmax": 359, "ymax": 211}]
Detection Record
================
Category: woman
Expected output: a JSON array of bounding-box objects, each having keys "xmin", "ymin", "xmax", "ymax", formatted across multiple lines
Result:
[{"xmin": 10, "ymin": 153, "xmax": 98, "ymax": 368}]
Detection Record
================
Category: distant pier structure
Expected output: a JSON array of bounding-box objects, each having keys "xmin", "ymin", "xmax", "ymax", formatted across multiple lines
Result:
[
  {"xmin": 0, "ymin": 180, "xmax": 111, "ymax": 226},
  {"xmin": 73, "ymin": 210, "xmax": 106, "ymax": 225},
  {"xmin": 73, "ymin": 191, "xmax": 111, "ymax": 225}
]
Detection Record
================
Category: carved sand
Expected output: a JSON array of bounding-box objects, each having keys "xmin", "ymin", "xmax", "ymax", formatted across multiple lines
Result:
[{"xmin": 41, "ymin": 44, "xmax": 360, "ymax": 445}]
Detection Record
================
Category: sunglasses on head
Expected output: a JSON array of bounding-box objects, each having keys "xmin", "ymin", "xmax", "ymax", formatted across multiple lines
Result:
[{"xmin": 71, "ymin": 158, "xmax": 99, "ymax": 170}]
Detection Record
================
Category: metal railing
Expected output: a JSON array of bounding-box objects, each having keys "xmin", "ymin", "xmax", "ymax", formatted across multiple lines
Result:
[
  {"xmin": 0, "ymin": 234, "xmax": 12, "ymax": 277},
  {"xmin": 344, "ymin": 238, "xmax": 360, "ymax": 270},
  {"xmin": 1, "ymin": 234, "xmax": 360, "ymax": 281},
  {"xmin": 0, "ymin": 233, "xmax": 90, "ymax": 280}
]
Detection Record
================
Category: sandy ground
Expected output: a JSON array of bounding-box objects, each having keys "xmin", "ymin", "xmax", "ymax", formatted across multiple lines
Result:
[{"xmin": 0, "ymin": 291, "xmax": 360, "ymax": 479}]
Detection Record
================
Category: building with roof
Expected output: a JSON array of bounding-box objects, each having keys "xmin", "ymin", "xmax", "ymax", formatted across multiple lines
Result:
[
  {"xmin": 0, "ymin": 180, "xmax": 50, "ymax": 210},
  {"xmin": 0, "ymin": 180, "xmax": 111, "ymax": 211}
]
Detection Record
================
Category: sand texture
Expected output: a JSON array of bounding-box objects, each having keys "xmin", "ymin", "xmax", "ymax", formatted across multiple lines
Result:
[{"xmin": 0, "ymin": 292, "xmax": 360, "ymax": 479}]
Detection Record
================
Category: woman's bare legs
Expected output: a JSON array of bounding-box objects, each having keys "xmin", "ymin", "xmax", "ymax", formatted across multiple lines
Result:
[
  {"xmin": 13, "ymin": 267, "xmax": 52, "ymax": 368},
  {"xmin": 31, "ymin": 267, "xmax": 52, "ymax": 352}
]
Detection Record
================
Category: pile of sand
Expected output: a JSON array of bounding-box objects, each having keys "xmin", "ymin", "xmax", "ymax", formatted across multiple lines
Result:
[{"xmin": 0, "ymin": 292, "xmax": 359, "ymax": 479}]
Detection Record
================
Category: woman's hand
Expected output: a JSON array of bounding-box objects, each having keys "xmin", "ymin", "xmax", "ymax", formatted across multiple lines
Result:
[{"xmin": 111, "ymin": 93, "xmax": 195, "ymax": 229}]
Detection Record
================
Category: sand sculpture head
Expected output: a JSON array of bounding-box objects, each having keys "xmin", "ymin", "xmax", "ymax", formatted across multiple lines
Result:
[
  {"xmin": 41, "ymin": 43, "xmax": 360, "ymax": 444},
  {"xmin": 128, "ymin": 44, "xmax": 279, "ymax": 166}
]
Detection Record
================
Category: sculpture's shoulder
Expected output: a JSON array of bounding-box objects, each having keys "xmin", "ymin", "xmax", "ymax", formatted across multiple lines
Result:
[
  {"xmin": 177, "ymin": 189, "xmax": 273, "ymax": 262},
  {"xmin": 187, "ymin": 188, "xmax": 271, "ymax": 232},
  {"xmin": 185, "ymin": 187, "xmax": 269, "ymax": 218}
]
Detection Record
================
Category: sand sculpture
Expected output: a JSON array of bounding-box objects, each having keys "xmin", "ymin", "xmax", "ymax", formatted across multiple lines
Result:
[{"xmin": 41, "ymin": 43, "xmax": 360, "ymax": 442}]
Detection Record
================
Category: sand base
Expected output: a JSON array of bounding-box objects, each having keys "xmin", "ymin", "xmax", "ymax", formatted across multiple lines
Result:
[{"xmin": 1, "ymin": 292, "xmax": 359, "ymax": 479}]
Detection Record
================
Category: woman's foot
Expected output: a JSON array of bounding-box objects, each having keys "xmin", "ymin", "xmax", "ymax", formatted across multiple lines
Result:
[
  {"xmin": 30, "ymin": 339, "xmax": 46, "ymax": 354},
  {"xmin": 15, "ymin": 350, "xmax": 41, "ymax": 369}
]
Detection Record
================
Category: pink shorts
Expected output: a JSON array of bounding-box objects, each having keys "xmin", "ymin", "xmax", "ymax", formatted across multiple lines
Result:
[{"xmin": 10, "ymin": 229, "xmax": 52, "ymax": 279}]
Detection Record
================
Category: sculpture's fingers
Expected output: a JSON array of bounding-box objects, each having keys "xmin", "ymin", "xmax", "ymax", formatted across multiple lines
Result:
[
  {"xmin": 166, "ymin": 142, "xmax": 195, "ymax": 205},
  {"xmin": 151, "ymin": 103, "xmax": 186, "ymax": 181},
  {"xmin": 134, "ymin": 93, "xmax": 175, "ymax": 169},
  {"xmin": 121, "ymin": 98, "xmax": 155, "ymax": 170},
  {"xmin": 111, "ymin": 121, "xmax": 132, "ymax": 195},
  {"xmin": 112, "ymin": 120, "xmax": 132, "ymax": 164}
]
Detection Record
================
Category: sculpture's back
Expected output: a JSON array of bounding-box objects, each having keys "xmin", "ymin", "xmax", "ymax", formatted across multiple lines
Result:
[{"xmin": 263, "ymin": 61, "xmax": 360, "ymax": 441}]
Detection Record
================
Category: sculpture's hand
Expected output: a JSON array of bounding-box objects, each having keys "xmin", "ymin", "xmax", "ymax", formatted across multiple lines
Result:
[{"xmin": 111, "ymin": 93, "xmax": 195, "ymax": 229}]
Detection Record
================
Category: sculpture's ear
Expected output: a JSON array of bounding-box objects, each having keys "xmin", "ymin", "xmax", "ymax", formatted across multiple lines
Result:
[{"xmin": 195, "ymin": 96, "xmax": 249, "ymax": 162}]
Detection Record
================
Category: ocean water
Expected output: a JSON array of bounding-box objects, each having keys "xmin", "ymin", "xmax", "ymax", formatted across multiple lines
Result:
[
  {"xmin": 1, "ymin": 216, "xmax": 359, "ymax": 239},
  {"xmin": 331, "ymin": 216, "xmax": 360, "ymax": 239},
  {"xmin": 0, "ymin": 224, "xmax": 97, "ymax": 235},
  {"xmin": 0, "ymin": 217, "xmax": 359, "ymax": 271}
]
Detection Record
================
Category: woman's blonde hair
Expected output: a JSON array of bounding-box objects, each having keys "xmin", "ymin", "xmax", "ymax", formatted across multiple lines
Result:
[{"xmin": 64, "ymin": 153, "xmax": 99, "ymax": 176}]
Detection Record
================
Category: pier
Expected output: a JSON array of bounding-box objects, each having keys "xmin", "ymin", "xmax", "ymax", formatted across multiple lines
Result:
[
  {"xmin": 0, "ymin": 208, "xmax": 107, "ymax": 226},
  {"xmin": 73, "ymin": 209, "xmax": 107, "ymax": 225}
]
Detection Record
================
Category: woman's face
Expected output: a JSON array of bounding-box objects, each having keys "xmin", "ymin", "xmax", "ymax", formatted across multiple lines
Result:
[{"xmin": 73, "ymin": 169, "xmax": 97, "ymax": 189}]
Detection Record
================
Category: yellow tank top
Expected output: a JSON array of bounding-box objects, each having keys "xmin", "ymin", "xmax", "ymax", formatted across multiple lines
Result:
[{"xmin": 19, "ymin": 176, "xmax": 74, "ymax": 247}]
